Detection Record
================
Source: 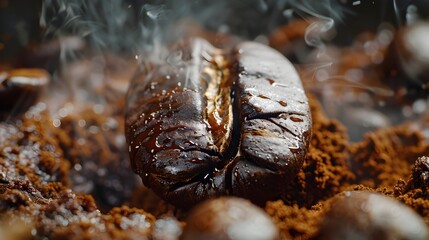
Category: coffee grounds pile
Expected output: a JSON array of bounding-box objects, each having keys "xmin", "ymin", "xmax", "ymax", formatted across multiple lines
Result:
[{"xmin": 1, "ymin": 87, "xmax": 429, "ymax": 239}]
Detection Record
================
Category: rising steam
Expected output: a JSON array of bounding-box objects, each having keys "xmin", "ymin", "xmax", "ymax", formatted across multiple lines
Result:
[{"xmin": 40, "ymin": 0, "xmax": 346, "ymax": 60}]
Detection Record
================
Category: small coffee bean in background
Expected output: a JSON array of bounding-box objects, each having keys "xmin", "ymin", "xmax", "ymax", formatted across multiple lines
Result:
[{"xmin": 181, "ymin": 197, "xmax": 279, "ymax": 240}]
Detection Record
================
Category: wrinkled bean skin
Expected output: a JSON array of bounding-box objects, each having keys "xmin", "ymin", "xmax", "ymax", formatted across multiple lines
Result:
[{"xmin": 125, "ymin": 39, "xmax": 311, "ymax": 208}]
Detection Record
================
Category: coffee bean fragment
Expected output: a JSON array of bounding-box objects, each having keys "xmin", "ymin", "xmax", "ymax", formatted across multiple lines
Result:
[{"xmin": 410, "ymin": 156, "xmax": 429, "ymax": 189}]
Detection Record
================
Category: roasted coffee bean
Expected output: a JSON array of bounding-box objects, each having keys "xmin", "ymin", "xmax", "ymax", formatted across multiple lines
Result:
[
  {"xmin": 315, "ymin": 191, "xmax": 429, "ymax": 240},
  {"xmin": 394, "ymin": 21, "xmax": 429, "ymax": 86},
  {"xmin": 383, "ymin": 21, "xmax": 429, "ymax": 102},
  {"xmin": 125, "ymin": 39, "xmax": 311, "ymax": 208},
  {"xmin": 0, "ymin": 68, "xmax": 49, "ymax": 113},
  {"xmin": 181, "ymin": 197, "xmax": 279, "ymax": 240}
]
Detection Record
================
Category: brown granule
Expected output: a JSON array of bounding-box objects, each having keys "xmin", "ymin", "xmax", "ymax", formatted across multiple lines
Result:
[
  {"xmin": 44, "ymin": 54, "xmax": 141, "ymax": 211},
  {"xmin": 53, "ymin": 107, "xmax": 139, "ymax": 211},
  {"xmin": 50, "ymin": 206, "xmax": 156, "ymax": 240},
  {"xmin": 0, "ymin": 109, "xmax": 70, "ymax": 192},
  {"xmin": 265, "ymin": 200, "xmax": 324, "ymax": 240},
  {"xmin": 58, "ymin": 108, "xmax": 125, "ymax": 166},
  {"xmin": 0, "ymin": 109, "xmax": 158, "ymax": 240},
  {"xmin": 350, "ymin": 125, "xmax": 429, "ymax": 188}
]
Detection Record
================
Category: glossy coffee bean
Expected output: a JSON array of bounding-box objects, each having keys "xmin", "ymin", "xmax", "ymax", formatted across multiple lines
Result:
[
  {"xmin": 126, "ymin": 39, "xmax": 311, "ymax": 208},
  {"xmin": 181, "ymin": 197, "xmax": 279, "ymax": 240},
  {"xmin": 0, "ymin": 68, "xmax": 49, "ymax": 113},
  {"xmin": 383, "ymin": 21, "xmax": 429, "ymax": 102},
  {"xmin": 315, "ymin": 191, "xmax": 429, "ymax": 240}
]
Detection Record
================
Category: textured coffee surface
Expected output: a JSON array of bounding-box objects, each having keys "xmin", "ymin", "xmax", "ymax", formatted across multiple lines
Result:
[{"xmin": 126, "ymin": 39, "xmax": 311, "ymax": 208}]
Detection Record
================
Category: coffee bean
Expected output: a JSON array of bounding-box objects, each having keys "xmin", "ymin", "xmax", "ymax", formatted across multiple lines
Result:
[
  {"xmin": 395, "ymin": 21, "xmax": 429, "ymax": 86},
  {"xmin": 315, "ymin": 191, "xmax": 429, "ymax": 240},
  {"xmin": 383, "ymin": 21, "xmax": 429, "ymax": 102},
  {"xmin": 181, "ymin": 197, "xmax": 279, "ymax": 240},
  {"xmin": 125, "ymin": 39, "xmax": 311, "ymax": 208},
  {"xmin": 0, "ymin": 68, "xmax": 49, "ymax": 113}
]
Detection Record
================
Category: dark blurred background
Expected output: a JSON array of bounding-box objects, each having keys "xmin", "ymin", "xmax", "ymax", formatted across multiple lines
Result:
[{"xmin": 1, "ymin": 0, "xmax": 429, "ymax": 72}]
